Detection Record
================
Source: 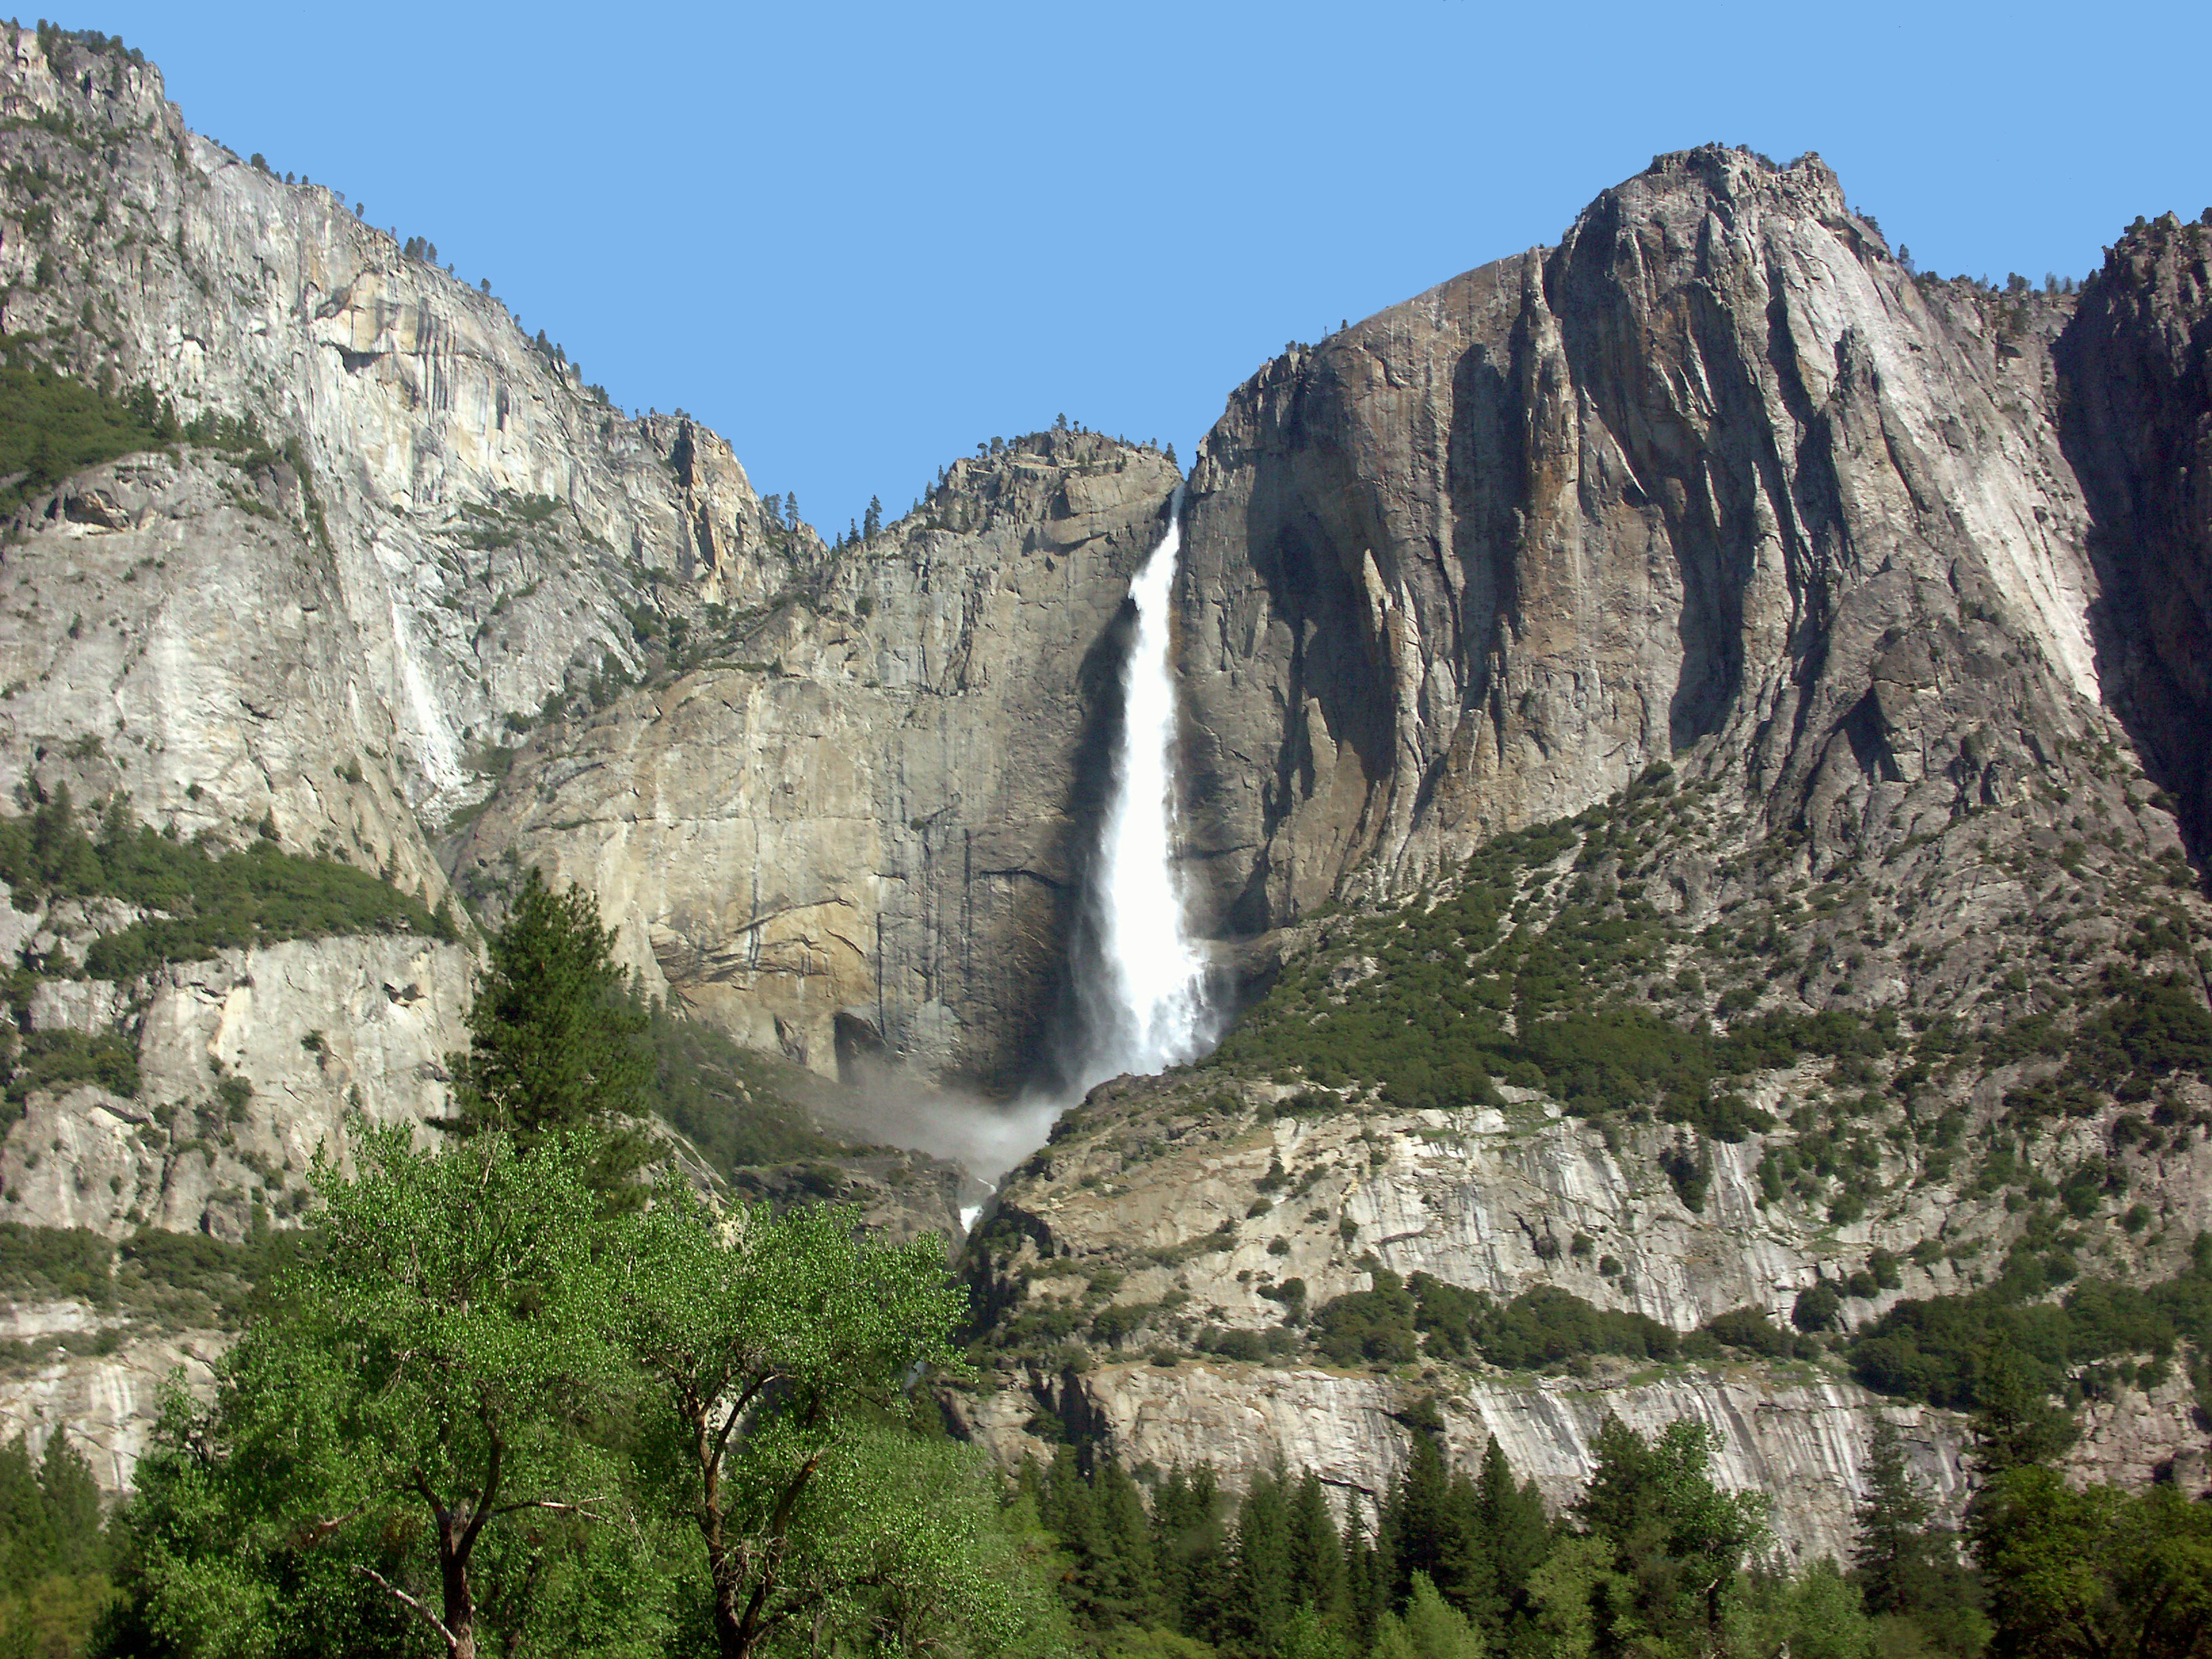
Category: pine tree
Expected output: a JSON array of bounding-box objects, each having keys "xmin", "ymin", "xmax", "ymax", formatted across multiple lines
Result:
[
  {"xmin": 1460, "ymin": 1436, "xmax": 1550, "ymax": 1635},
  {"xmin": 863, "ymin": 494, "xmax": 882, "ymax": 540},
  {"xmin": 1968, "ymin": 1345, "xmax": 2077, "ymax": 1478},
  {"xmin": 0, "ymin": 1435, "xmax": 58, "ymax": 1587},
  {"xmin": 441, "ymin": 868, "xmax": 652, "ymax": 1192},
  {"xmin": 1154, "ymin": 1464, "xmax": 1232, "ymax": 1643},
  {"xmin": 1383, "ymin": 1430, "xmax": 1459, "ymax": 1604},
  {"xmin": 1232, "ymin": 1466, "xmax": 1296, "ymax": 1654},
  {"xmin": 37, "ymin": 1433, "xmax": 104, "ymax": 1577},
  {"xmin": 1342, "ymin": 1503, "xmax": 1387, "ymax": 1650},
  {"xmin": 1287, "ymin": 1467, "xmax": 1348, "ymax": 1624},
  {"xmin": 1091, "ymin": 1460, "xmax": 1163, "ymax": 1629},
  {"xmin": 1851, "ymin": 1420, "xmax": 1931, "ymax": 1616}
]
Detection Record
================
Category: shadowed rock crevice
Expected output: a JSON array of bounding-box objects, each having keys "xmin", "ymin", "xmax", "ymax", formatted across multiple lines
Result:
[{"xmin": 2054, "ymin": 211, "xmax": 2212, "ymax": 874}]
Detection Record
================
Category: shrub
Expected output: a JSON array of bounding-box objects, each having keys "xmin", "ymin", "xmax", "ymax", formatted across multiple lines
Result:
[
  {"xmin": 1792, "ymin": 1281, "xmax": 1842, "ymax": 1332},
  {"xmin": 1699, "ymin": 1307, "xmax": 1797, "ymax": 1358},
  {"xmin": 1845, "ymin": 1235, "xmax": 2212, "ymax": 1411},
  {"xmin": 0, "ymin": 361, "xmax": 169, "ymax": 512},
  {"xmin": 5, "ymin": 1030, "xmax": 138, "ymax": 1107}
]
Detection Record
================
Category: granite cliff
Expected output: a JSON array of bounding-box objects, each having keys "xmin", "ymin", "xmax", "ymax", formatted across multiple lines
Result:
[{"xmin": 0, "ymin": 22, "xmax": 2207, "ymax": 1554}]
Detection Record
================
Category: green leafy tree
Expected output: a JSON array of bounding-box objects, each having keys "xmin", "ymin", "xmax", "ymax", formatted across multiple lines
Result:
[
  {"xmin": 1731, "ymin": 1558, "xmax": 1879, "ymax": 1659},
  {"xmin": 1374, "ymin": 1571, "xmax": 1484, "ymax": 1659},
  {"xmin": 113, "ymin": 1128, "xmax": 639, "ymax": 1659},
  {"xmin": 1968, "ymin": 1468, "xmax": 2212, "ymax": 1659},
  {"xmin": 613, "ymin": 1180, "xmax": 966, "ymax": 1658},
  {"xmin": 1571, "ymin": 1415, "xmax": 1771, "ymax": 1651},
  {"xmin": 444, "ymin": 869, "xmax": 652, "ymax": 1191}
]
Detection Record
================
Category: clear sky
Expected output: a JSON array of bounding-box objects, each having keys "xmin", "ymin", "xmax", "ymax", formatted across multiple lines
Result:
[{"xmin": 65, "ymin": 1, "xmax": 2212, "ymax": 537}]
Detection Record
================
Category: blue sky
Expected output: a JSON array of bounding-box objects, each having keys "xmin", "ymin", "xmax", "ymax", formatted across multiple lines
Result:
[{"xmin": 71, "ymin": 1, "xmax": 2212, "ymax": 536}]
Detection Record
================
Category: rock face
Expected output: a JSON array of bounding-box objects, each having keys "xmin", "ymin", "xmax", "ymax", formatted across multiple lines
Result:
[
  {"xmin": 1175, "ymin": 149, "xmax": 2099, "ymax": 942},
  {"xmin": 2055, "ymin": 211, "xmax": 2212, "ymax": 859},
  {"xmin": 961, "ymin": 1358, "xmax": 1969, "ymax": 1562},
  {"xmin": 451, "ymin": 435, "xmax": 1180, "ymax": 1093},
  {"xmin": 0, "ymin": 26, "xmax": 806, "ymax": 878},
  {"xmin": 3, "ymin": 23, "xmax": 2211, "ymax": 1546},
  {"xmin": 0, "ymin": 1319, "xmax": 227, "ymax": 1493},
  {"xmin": 0, "ymin": 935, "xmax": 472, "ymax": 1239}
]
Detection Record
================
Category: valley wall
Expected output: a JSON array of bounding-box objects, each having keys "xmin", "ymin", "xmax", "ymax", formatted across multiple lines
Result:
[{"xmin": 1, "ymin": 25, "xmax": 2209, "ymax": 1539}]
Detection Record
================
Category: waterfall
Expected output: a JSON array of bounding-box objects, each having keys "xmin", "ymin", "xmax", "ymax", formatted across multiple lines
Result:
[{"xmin": 1070, "ymin": 494, "xmax": 1213, "ymax": 1090}]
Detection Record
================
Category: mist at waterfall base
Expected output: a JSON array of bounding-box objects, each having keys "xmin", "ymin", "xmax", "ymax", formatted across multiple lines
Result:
[{"xmin": 834, "ymin": 503, "xmax": 1216, "ymax": 1184}]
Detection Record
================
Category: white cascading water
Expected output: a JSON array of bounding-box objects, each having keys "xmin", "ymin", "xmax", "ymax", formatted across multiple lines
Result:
[
  {"xmin": 934, "ymin": 498, "xmax": 1211, "ymax": 1218},
  {"xmin": 1071, "ymin": 498, "xmax": 1213, "ymax": 1090}
]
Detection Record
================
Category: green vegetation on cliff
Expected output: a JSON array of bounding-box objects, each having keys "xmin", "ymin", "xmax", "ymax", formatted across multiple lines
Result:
[
  {"xmin": 0, "ymin": 788, "xmax": 453, "ymax": 980},
  {"xmin": 1844, "ymin": 1232, "xmax": 2212, "ymax": 1412}
]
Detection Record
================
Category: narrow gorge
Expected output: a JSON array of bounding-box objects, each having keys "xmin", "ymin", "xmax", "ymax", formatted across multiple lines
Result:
[{"xmin": 0, "ymin": 20, "xmax": 2208, "ymax": 1589}]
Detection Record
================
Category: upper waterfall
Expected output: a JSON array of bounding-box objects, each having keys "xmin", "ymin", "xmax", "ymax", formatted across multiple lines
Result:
[{"xmin": 1071, "ymin": 494, "xmax": 1214, "ymax": 1090}]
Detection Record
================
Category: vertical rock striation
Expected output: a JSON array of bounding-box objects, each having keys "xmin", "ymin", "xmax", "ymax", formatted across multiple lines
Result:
[{"xmin": 1176, "ymin": 148, "xmax": 2101, "ymax": 946}]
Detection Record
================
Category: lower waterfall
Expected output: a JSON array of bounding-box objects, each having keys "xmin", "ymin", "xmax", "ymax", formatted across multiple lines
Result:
[{"xmin": 1068, "ymin": 493, "xmax": 1214, "ymax": 1092}]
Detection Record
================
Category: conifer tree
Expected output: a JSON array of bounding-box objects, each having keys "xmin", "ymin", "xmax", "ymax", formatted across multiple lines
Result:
[
  {"xmin": 442, "ymin": 868, "xmax": 652, "ymax": 1192},
  {"xmin": 1461, "ymin": 1435, "xmax": 1550, "ymax": 1635},
  {"xmin": 1382, "ymin": 1431, "xmax": 1462, "ymax": 1604},
  {"xmin": 1342, "ymin": 1504, "xmax": 1387, "ymax": 1650},
  {"xmin": 1287, "ymin": 1467, "xmax": 1348, "ymax": 1625},
  {"xmin": 1851, "ymin": 1419, "xmax": 1933, "ymax": 1616},
  {"xmin": 1230, "ymin": 1466, "xmax": 1296, "ymax": 1654},
  {"xmin": 1968, "ymin": 1344, "xmax": 2077, "ymax": 1478},
  {"xmin": 1153, "ymin": 1463, "xmax": 1231, "ymax": 1638},
  {"xmin": 1090, "ymin": 1460, "xmax": 1162, "ymax": 1630}
]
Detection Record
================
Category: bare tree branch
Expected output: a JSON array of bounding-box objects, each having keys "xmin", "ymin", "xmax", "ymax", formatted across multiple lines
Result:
[
  {"xmin": 354, "ymin": 1563, "xmax": 461, "ymax": 1656},
  {"xmin": 487, "ymin": 1498, "xmax": 608, "ymax": 1521}
]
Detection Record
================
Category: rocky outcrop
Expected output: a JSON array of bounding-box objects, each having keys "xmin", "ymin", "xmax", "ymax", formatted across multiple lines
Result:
[
  {"xmin": 960, "ymin": 1358, "xmax": 1970, "ymax": 1561},
  {"xmin": 0, "ymin": 25, "xmax": 808, "ymax": 877},
  {"xmin": 450, "ymin": 435, "xmax": 1180, "ymax": 1093},
  {"xmin": 1175, "ymin": 149, "xmax": 2101, "ymax": 945},
  {"xmin": 1, "ymin": 934, "xmax": 472, "ymax": 1240},
  {"xmin": 2055, "ymin": 211, "xmax": 2212, "ymax": 859},
  {"xmin": 0, "ymin": 1319, "xmax": 226, "ymax": 1493}
]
